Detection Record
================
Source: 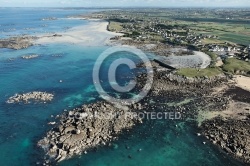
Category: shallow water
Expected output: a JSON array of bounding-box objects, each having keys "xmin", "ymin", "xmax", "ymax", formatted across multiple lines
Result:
[
  {"xmin": 0, "ymin": 8, "xmax": 98, "ymax": 38},
  {"xmin": 0, "ymin": 44, "xmax": 105, "ymax": 165},
  {"xmin": 61, "ymin": 120, "xmax": 242, "ymax": 166},
  {"xmin": 0, "ymin": 8, "xmax": 244, "ymax": 166}
]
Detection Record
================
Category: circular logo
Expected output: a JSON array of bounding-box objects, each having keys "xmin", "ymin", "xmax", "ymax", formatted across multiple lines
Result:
[{"xmin": 93, "ymin": 46, "xmax": 153, "ymax": 106}]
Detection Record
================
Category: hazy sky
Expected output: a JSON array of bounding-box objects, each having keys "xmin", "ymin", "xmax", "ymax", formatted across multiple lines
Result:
[{"xmin": 0, "ymin": 0, "xmax": 249, "ymax": 7}]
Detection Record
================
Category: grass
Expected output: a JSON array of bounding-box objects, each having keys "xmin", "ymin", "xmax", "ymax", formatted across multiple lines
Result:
[
  {"xmin": 108, "ymin": 21, "xmax": 123, "ymax": 32},
  {"xmin": 203, "ymin": 51, "xmax": 218, "ymax": 67},
  {"xmin": 222, "ymin": 58, "xmax": 250, "ymax": 74},
  {"xmin": 176, "ymin": 67, "xmax": 222, "ymax": 77},
  {"xmin": 220, "ymin": 33, "xmax": 250, "ymax": 46},
  {"xmin": 152, "ymin": 35, "xmax": 165, "ymax": 41},
  {"xmin": 201, "ymin": 38, "xmax": 224, "ymax": 44},
  {"xmin": 189, "ymin": 22, "xmax": 250, "ymax": 45}
]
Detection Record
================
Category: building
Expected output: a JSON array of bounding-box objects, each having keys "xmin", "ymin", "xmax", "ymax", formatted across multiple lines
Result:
[{"xmin": 249, "ymin": 45, "xmax": 250, "ymax": 58}]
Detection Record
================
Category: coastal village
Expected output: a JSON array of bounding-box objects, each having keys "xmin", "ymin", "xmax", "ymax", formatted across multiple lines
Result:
[{"xmin": 88, "ymin": 10, "xmax": 250, "ymax": 72}]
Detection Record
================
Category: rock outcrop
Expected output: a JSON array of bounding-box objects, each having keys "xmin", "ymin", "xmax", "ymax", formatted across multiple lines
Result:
[
  {"xmin": 0, "ymin": 36, "xmax": 35, "ymax": 50},
  {"xmin": 6, "ymin": 91, "xmax": 54, "ymax": 104},
  {"xmin": 202, "ymin": 117, "xmax": 250, "ymax": 164},
  {"xmin": 38, "ymin": 101, "xmax": 141, "ymax": 163},
  {"xmin": 165, "ymin": 72, "xmax": 227, "ymax": 85}
]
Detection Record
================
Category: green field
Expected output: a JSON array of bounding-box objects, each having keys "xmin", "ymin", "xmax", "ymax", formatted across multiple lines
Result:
[
  {"xmin": 176, "ymin": 67, "xmax": 222, "ymax": 77},
  {"xmin": 201, "ymin": 38, "xmax": 225, "ymax": 44},
  {"xmin": 222, "ymin": 58, "xmax": 250, "ymax": 74},
  {"xmin": 108, "ymin": 21, "xmax": 123, "ymax": 32},
  {"xmin": 100, "ymin": 9, "xmax": 250, "ymax": 46},
  {"xmin": 220, "ymin": 33, "xmax": 250, "ymax": 46},
  {"xmin": 181, "ymin": 21, "xmax": 250, "ymax": 45},
  {"xmin": 167, "ymin": 20, "xmax": 250, "ymax": 45}
]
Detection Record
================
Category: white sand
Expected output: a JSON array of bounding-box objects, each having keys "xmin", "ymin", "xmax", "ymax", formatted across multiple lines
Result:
[
  {"xmin": 35, "ymin": 21, "xmax": 123, "ymax": 46},
  {"xmin": 233, "ymin": 75, "xmax": 250, "ymax": 92}
]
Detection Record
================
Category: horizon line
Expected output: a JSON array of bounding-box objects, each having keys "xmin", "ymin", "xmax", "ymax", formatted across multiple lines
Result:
[{"xmin": 1, "ymin": 6, "xmax": 250, "ymax": 8}]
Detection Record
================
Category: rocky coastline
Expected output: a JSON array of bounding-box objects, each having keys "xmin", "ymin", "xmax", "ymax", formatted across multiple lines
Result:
[
  {"xmin": 139, "ymin": 68, "xmax": 250, "ymax": 165},
  {"xmin": 200, "ymin": 87, "xmax": 250, "ymax": 164},
  {"xmin": 37, "ymin": 61, "xmax": 249, "ymax": 164},
  {"xmin": 165, "ymin": 72, "xmax": 227, "ymax": 85},
  {"xmin": 201, "ymin": 117, "xmax": 250, "ymax": 164},
  {"xmin": 111, "ymin": 38, "xmax": 250, "ymax": 165}
]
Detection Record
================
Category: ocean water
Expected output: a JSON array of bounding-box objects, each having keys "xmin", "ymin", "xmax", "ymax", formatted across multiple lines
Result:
[
  {"xmin": 0, "ymin": 8, "xmax": 243, "ymax": 166},
  {"xmin": 0, "ymin": 8, "xmax": 97, "ymax": 38}
]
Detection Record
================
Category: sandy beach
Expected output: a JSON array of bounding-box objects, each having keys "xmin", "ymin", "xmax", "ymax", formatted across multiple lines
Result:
[
  {"xmin": 35, "ymin": 21, "xmax": 123, "ymax": 46},
  {"xmin": 197, "ymin": 101, "xmax": 250, "ymax": 126},
  {"xmin": 233, "ymin": 75, "xmax": 250, "ymax": 92}
]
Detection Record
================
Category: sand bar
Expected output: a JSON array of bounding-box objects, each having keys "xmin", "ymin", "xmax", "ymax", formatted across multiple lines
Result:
[{"xmin": 35, "ymin": 21, "xmax": 123, "ymax": 46}]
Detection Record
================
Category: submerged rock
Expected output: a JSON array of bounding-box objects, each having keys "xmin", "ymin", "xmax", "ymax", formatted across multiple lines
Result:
[
  {"xmin": 22, "ymin": 54, "xmax": 39, "ymax": 59},
  {"xmin": 41, "ymin": 17, "xmax": 57, "ymax": 21}
]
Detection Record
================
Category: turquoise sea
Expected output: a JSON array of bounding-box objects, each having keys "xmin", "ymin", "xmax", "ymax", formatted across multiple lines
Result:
[{"xmin": 0, "ymin": 8, "xmax": 243, "ymax": 166}]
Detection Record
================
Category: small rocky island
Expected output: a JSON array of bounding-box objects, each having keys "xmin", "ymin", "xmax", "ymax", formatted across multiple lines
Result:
[
  {"xmin": 0, "ymin": 36, "xmax": 36, "ymax": 50},
  {"xmin": 41, "ymin": 17, "xmax": 57, "ymax": 21},
  {"xmin": 6, "ymin": 91, "xmax": 54, "ymax": 104},
  {"xmin": 38, "ymin": 101, "xmax": 141, "ymax": 163},
  {"xmin": 0, "ymin": 34, "xmax": 62, "ymax": 50}
]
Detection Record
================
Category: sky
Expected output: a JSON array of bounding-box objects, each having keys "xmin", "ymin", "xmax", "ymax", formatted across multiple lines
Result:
[{"xmin": 0, "ymin": 0, "xmax": 249, "ymax": 7}]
